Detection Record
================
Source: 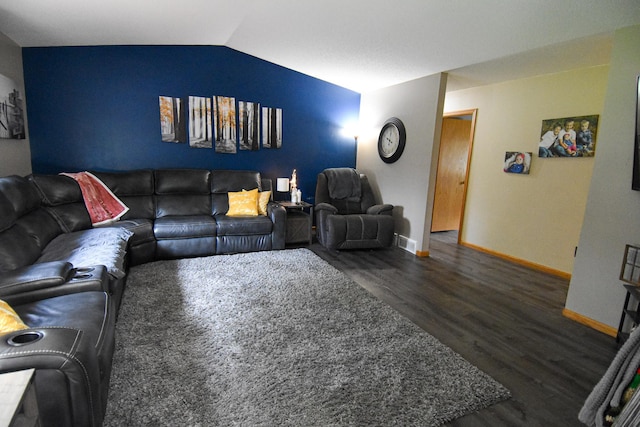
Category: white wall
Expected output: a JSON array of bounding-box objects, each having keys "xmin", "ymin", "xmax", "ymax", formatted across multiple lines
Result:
[
  {"xmin": 444, "ymin": 66, "xmax": 608, "ymax": 274},
  {"xmin": 565, "ymin": 25, "xmax": 640, "ymax": 329},
  {"xmin": 357, "ymin": 73, "xmax": 447, "ymax": 254},
  {"xmin": 0, "ymin": 31, "xmax": 30, "ymax": 177}
]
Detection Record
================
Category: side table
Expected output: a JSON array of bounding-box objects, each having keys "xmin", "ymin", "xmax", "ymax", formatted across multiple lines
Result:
[
  {"xmin": 0, "ymin": 369, "xmax": 40, "ymax": 427},
  {"xmin": 279, "ymin": 201, "xmax": 313, "ymax": 245}
]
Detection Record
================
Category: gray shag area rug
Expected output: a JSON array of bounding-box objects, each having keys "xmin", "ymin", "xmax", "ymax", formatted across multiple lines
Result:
[{"xmin": 104, "ymin": 248, "xmax": 510, "ymax": 426}]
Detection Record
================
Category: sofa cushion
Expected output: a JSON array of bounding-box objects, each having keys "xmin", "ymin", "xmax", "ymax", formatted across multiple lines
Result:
[
  {"xmin": 0, "ymin": 175, "xmax": 42, "ymax": 217},
  {"xmin": 92, "ymin": 170, "xmax": 154, "ymax": 196},
  {"xmin": 30, "ymin": 174, "xmax": 82, "ymax": 206},
  {"xmin": 154, "ymin": 169, "xmax": 210, "ymax": 194},
  {"xmin": 153, "ymin": 215, "xmax": 216, "ymax": 239},
  {"xmin": 36, "ymin": 228, "xmax": 133, "ymax": 279},
  {"xmin": 214, "ymin": 215, "xmax": 273, "ymax": 236},
  {"xmin": 210, "ymin": 170, "xmax": 261, "ymax": 193},
  {"xmin": 104, "ymin": 219, "xmax": 155, "ymax": 246},
  {"xmin": 15, "ymin": 209, "xmax": 63, "ymax": 250},
  {"xmin": 44, "ymin": 204, "xmax": 92, "ymax": 232},
  {"xmin": 0, "ymin": 191, "xmax": 16, "ymax": 232},
  {"xmin": 156, "ymin": 194, "xmax": 211, "ymax": 217},
  {"xmin": 210, "ymin": 170, "xmax": 262, "ymax": 215},
  {"xmin": 0, "ymin": 299, "xmax": 28, "ymax": 334},
  {"xmin": 0, "ymin": 225, "xmax": 42, "ymax": 272},
  {"xmin": 92, "ymin": 170, "xmax": 155, "ymax": 220},
  {"xmin": 30, "ymin": 174, "xmax": 92, "ymax": 232}
]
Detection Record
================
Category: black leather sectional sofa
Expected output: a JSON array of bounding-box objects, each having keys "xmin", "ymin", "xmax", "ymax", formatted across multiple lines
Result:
[{"xmin": 0, "ymin": 168, "xmax": 286, "ymax": 427}]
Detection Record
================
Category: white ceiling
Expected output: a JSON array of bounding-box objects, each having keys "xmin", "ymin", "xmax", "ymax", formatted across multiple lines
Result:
[{"xmin": 0, "ymin": 0, "xmax": 639, "ymax": 93}]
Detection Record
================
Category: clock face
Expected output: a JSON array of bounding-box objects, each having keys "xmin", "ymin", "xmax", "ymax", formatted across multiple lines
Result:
[
  {"xmin": 378, "ymin": 117, "xmax": 406, "ymax": 163},
  {"xmin": 380, "ymin": 126, "xmax": 399, "ymax": 157}
]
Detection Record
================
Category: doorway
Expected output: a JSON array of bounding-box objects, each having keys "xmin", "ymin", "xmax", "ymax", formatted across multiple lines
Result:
[{"xmin": 431, "ymin": 109, "xmax": 476, "ymax": 240}]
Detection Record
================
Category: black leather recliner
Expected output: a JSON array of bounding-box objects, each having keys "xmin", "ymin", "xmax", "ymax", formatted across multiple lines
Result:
[{"xmin": 315, "ymin": 168, "xmax": 395, "ymax": 250}]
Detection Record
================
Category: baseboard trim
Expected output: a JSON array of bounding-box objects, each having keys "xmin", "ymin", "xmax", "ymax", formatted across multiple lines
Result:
[
  {"xmin": 562, "ymin": 308, "xmax": 617, "ymax": 337},
  {"xmin": 459, "ymin": 241, "xmax": 572, "ymax": 280}
]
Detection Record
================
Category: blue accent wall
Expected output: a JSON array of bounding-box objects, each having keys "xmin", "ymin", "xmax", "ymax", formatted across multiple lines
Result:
[{"xmin": 22, "ymin": 46, "xmax": 360, "ymax": 203}]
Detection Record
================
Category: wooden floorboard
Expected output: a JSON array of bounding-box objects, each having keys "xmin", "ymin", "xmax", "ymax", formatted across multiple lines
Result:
[{"xmin": 308, "ymin": 231, "xmax": 618, "ymax": 426}]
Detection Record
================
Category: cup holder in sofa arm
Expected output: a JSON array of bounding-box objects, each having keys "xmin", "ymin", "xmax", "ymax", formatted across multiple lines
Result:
[
  {"xmin": 7, "ymin": 330, "xmax": 44, "ymax": 346},
  {"xmin": 74, "ymin": 267, "xmax": 95, "ymax": 274}
]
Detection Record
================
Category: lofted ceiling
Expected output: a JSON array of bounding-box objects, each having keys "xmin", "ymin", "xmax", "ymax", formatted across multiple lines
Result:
[{"xmin": 0, "ymin": 0, "xmax": 639, "ymax": 93}]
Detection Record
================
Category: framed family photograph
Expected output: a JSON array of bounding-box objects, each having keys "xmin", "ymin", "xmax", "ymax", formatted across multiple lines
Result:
[
  {"xmin": 504, "ymin": 151, "xmax": 532, "ymax": 174},
  {"xmin": 538, "ymin": 115, "xmax": 599, "ymax": 158}
]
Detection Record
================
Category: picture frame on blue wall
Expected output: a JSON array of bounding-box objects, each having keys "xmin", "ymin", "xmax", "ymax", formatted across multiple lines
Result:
[
  {"xmin": 188, "ymin": 96, "xmax": 212, "ymax": 148},
  {"xmin": 213, "ymin": 95, "xmax": 237, "ymax": 154},
  {"xmin": 0, "ymin": 73, "xmax": 26, "ymax": 140},
  {"xmin": 262, "ymin": 107, "xmax": 282, "ymax": 149},
  {"xmin": 159, "ymin": 96, "xmax": 186, "ymax": 143},
  {"xmin": 239, "ymin": 101, "xmax": 260, "ymax": 151}
]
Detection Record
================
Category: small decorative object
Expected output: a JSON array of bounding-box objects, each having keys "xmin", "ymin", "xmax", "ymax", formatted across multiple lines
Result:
[
  {"xmin": 188, "ymin": 96, "xmax": 212, "ymax": 148},
  {"xmin": 213, "ymin": 95, "xmax": 237, "ymax": 154},
  {"xmin": 262, "ymin": 107, "xmax": 282, "ymax": 148},
  {"xmin": 378, "ymin": 117, "xmax": 406, "ymax": 163},
  {"xmin": 538, "ymin": 115, "xmax": 599, "ymax": 158},
  {"xmin": 503, "ymin": 152, "xmax": 531, "ymax": 174},
  {"xmin": 290, "ymin": 169, "xmax": 298, "ymax": 203},
  {"xmin": 0, "ymin": 73, "xmax": 26, "ymax": 140},
  {"xmin": 239, "ymin": 101, "xmax": 260, "ymax": 151}
]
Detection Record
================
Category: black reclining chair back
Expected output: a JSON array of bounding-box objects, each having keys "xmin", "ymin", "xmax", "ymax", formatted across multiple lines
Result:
[{"xmin": 315, "ymin": 168, "xmax": 394, "ymax": 250}]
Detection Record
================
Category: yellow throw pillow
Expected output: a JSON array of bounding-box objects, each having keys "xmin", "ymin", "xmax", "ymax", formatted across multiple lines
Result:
[
  {"xmin": 258, "ymin": 191, "xmax": 271, "ymax": 216},
  {"xmin": 0, "ymin": 299, "xmax": 28, "ymax": 335},
  {"xmin": 227, "ymin": 188, "xmax": 259, "ymax": 216}
]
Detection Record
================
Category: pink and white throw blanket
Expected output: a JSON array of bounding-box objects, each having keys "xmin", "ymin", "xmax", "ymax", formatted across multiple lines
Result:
[{"xmin": 60, "ymin": 171, "xmax": 129, "ymax": 226}]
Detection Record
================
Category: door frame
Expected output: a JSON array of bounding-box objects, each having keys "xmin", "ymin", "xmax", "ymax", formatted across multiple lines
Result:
[{"xmin": 434, "ymin": 108, "xmax": 477, "ymax": 244}]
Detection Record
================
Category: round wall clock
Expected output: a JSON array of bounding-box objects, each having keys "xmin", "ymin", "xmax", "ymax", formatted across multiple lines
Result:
[{"xmin": 377, "ymin": 117, "xmax": 406, "ymax": 163}]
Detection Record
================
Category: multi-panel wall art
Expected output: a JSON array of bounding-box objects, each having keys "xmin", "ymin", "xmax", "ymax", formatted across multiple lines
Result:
[
  {"xmin": 159, "ymin": 95, "xmax": 282, "ymax": 154},
  {"xmin": 189, "ymin": 96, "xmax": 212, "ymax": 149},
  {"xmin": 0, "ymin": 74, "xmax": 26, "ymax": 140},
  {"xmin": 159, "ymin": 96, "xmax": 187, "ymax": 143}
]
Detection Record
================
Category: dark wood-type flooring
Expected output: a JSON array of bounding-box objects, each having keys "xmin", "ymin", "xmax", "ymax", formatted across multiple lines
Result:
[{"xmin": 308, "ymin": 231, "xmax": 619, "ymax": 426}]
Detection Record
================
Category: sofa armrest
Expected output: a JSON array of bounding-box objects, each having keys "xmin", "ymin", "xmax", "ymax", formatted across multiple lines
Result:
[
  {"xmin": 267, "ymin": 202, "xmax": 287, "ymax": 250},
  {"xmin": 0, "ymin": 261, "xmax": 74, "ymax": 297},
  {"xmin": 1, "ymin": 263, "xmax": 109, "ymax": 307},
  {"xmin": 366, "ymin": 204, "xmax": 393, "ymax": 215},
  {"xmin": 0, "ymin": 327, "xmax": 103, "ymax": 427},
  {"xmin": 315, "ymin": 202, "xmax": 338, "ymax": 215}
]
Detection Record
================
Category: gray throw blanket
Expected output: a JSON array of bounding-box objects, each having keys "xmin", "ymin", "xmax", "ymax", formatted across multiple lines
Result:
[
  {"xmin": 325, "ymin": 168, "xmax": 361, "ymax": 200},
  {"xmin": 579, "ymin": 327, "xmax": 640, "ymax": 426}
]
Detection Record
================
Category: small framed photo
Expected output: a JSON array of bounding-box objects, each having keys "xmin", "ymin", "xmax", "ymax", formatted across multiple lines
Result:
[{"xmin": 504, "ymin": 152, "xmax": 531, "ymax": 174}]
